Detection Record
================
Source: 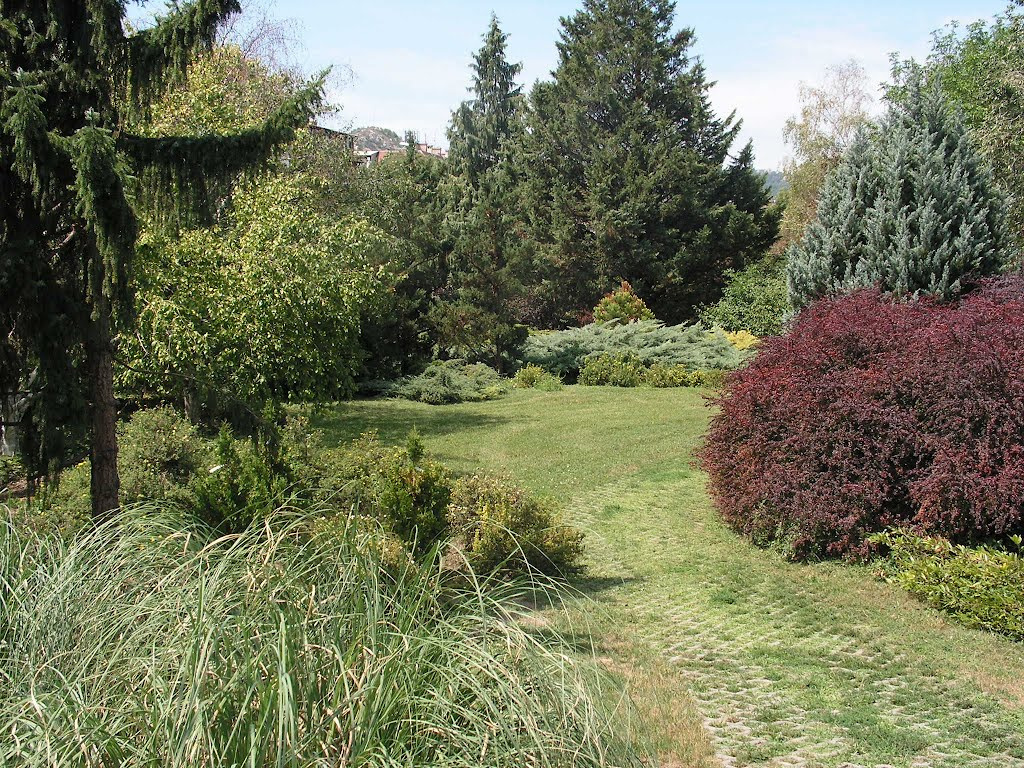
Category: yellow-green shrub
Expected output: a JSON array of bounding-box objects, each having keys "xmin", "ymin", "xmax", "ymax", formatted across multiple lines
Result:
[
  {"xmin": 512, "ymin": 364, "xmax": 564, "ymax": 391},
  {"xmin": 723, "ymin": 330, "xmax": 759, "ymax": 351},
  {"xmin": 448, "ymin": 474, "xmax": 584, "ymax": 577}
]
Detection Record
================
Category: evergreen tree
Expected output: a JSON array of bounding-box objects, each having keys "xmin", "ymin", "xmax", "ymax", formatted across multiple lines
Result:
[
  {"xmin": 0, "ymin": 1, "xmax": 323, "ymax": 518},
  {"xmin": 787, "ymin": 73, "xmax": 1011, "ymax": 310},
  {"xmin": 434, "ymin": 16, "xmax": 529, "ymax": 370},
  {"xmin": 523, "ymin": 0, "xmax": 781, "ymax": 324}
]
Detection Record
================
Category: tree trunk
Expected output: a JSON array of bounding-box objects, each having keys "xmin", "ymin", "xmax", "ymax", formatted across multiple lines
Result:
[{"xmin": 87, "ymin": 294, "xmax": 120, "ymax": 521}]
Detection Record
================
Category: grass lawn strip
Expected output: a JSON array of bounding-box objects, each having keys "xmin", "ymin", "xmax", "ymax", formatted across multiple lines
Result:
[{"xmin": 314, "ymin": 388, "xmax": 1024, "ymax": 768}]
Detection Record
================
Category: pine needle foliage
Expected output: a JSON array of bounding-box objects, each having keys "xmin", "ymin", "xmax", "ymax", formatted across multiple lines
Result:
[
  {"xmin": 0, "ymin": 1, "xmax": 324, "ymax": 518},
  {"xmin": 520, "ymin": 321, "xmax": 744, "ymax": 381},
  {"xmin": 787, "ymin": 72, "xmax": 1012, "ymax": 310}
]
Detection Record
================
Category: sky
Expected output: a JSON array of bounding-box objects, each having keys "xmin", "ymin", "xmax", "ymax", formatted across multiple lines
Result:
[{"xmin": 150, "ymin": 0, "xmax": 1011, "ymax": 170}]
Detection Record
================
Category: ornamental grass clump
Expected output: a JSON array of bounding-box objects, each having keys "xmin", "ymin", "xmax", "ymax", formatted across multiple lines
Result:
[
  {"xmin": 700, "ymin": 277, "xmax": 1024, "ymax": 559},
  {"xmin": 0, "ymin": 507, "xmax": 643, "ymax": 768}
]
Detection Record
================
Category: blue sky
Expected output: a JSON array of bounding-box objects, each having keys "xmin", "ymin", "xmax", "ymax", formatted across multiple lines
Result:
[{"xmin": 143, "ymin": 1, "xmax": 1012, "ymax": 169}]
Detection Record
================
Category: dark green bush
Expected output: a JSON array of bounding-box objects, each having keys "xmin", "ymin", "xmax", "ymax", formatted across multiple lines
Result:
[
  {"xmin": 0, "ymin": 454, "xmax": 23, "ymax": 490},
  {"xmin": 873, "ymin": 530, "xmax": 1024, "ymax": 640},
  {"xmin": 328, "ymin": 432, "xmax": 452, "ymax": 556},
  {"xmin": 578, "ymin": 352, "xmax": 647, "ymax": 387},
  {"xmin": 117, "ymin": 407, "xmax": 209, "ymax": 504},
  {"xmin": 447, "ymin": 474, "xmax": 585, "ymax": 577},
  {"xmin": 390, "ymin": 360, "xmax": 510, "ymax": 404}
]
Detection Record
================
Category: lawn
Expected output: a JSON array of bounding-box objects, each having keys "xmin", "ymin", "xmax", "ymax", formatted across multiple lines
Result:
[{"xmin": 313, "ymin": 387, "xmax": 1024, "ymax": 768}]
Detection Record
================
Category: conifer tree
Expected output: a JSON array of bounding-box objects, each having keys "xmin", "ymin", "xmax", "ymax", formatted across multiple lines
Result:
[
  {"xmin": 524, "ymin": 0, "xmax": 780, "ymax": 324},
  {"xmin": 0, "ymin": 1, "xmax": 323, "ymax": 518},
  {"xmin": 787, "ymin": 73, "xmax": 1011, "ymax": 310},
  {"xmin": 434, "ymin": 16, "xmax": 529, "ymax": 370}
]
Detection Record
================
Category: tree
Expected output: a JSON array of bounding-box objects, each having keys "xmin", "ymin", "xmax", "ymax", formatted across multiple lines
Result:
[
  {"xmin": 778, "ymin": 60, "xmax": 874, "ymax": 250},
  {"xmin": 433, "ymin": 16, "xmax": 530, "ymax": 370},
  {"xmin": 920, "ymin": 4, "xmax": 1024, "ymax": 248},
  {"xmin": 787, "ymin": 74, "xmax": 1011, "ymax": 310},
  {"xmin": 523, "ymin": 0, "xmax": 780, "ymax": 324},
  {"xmin": 0, "ymin": 2, "xmax": 323, "ymax": 518}
]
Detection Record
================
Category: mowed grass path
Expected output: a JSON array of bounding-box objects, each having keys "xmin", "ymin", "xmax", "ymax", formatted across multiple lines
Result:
[{"xmin": 314, "ymin": 388, "xmax": 1024, "ymax": 768}]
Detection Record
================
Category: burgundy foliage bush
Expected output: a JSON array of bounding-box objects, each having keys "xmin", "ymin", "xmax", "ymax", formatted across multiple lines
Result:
[{"xmin": 699, "ymin": 277, "xmax": 1024, "ymax": 559}]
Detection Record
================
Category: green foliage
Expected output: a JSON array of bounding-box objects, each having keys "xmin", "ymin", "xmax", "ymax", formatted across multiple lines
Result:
[
  {"xmin": 327, "ymin": 432, "xmax": 452, "ymax": 556},
  {"xmin": 117, "ymin": 407, "xmax": 208, "ymax": 504},
  {"xmin": 0, "ymin": 509, "xmax": 639, "ymax": 766},
  {"xmin": 523, "ymin": 0, "xmax": 780, "ymax": 323},
  {"xmin": 0, "ymin": 455, "xmax": 23, "ymax": 491},
  {"xmin": 873, "ymin": 530, "xmax": 1024, "ymax": 641},
  {"xmin": 592, "ymin": 281, "xmax": 656, "ymax": 324},
  {"xmin": 389, "ymin": 360, "xmax": 510, "ymax": 405},
  {"xmin": 919, "ymin": 7, "xmax": 1024, "ymax": 248},
  {"xmin": 120, "ymin": 173, "xmax": 392, "ymax": 418},
  {"xmin": 787, "ymin": 74, "xmax": 1012, "ymax": 310},
  {"xmin": 700, "ymin": 257, "xmax": 789, "ymax": 336},
  {"xmin": 0, "ymin": 2, "xmax": 322, "ymax": 516},
  {"xmin": 520, "ymin": 321, "xmax": 744, "ymax": 381},
  {"xmin": 512, "ymin": 364, "xmax": 564, "ymax": 391},
  {"xmin": 579, "ymin": 354, "xmax": 729, "ymax": 389},
  {"xmin": 436, "ymin": 16, "xmax": 533, "ymax": 371},
  {"xmin": 579, "ymin": 352, "xmax": 647, "ymax": 387},
  {"xmin": 448, "ymin": 474, "xmax": 585, "ymax": 576}
]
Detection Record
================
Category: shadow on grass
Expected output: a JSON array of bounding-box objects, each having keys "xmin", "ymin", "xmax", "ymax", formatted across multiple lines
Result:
[{"xmin": 309, "ymin": 399, "xmax": 511, "ymax": 447}]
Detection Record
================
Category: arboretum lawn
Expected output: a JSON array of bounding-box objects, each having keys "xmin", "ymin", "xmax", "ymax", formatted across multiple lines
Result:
[{"xmin": 313, "ymin": 387, "xmax": 1024, "ymax": 768}]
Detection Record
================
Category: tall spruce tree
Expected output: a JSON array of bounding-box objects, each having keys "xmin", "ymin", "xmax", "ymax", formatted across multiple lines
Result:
[
  {"xmin": 523, "ymin": 0, "xmax": 780, "ymax": 324},
  {"xmin": 0, "ymin": 1, "xmax": 323, "ymax": 518},
  {"xmin": 433, "ymin": 16, "xmax": 529, "ymax": 370},
  {"xmin": 787, "ymin": 73, "xmax": 1011, "ymax": 310}
]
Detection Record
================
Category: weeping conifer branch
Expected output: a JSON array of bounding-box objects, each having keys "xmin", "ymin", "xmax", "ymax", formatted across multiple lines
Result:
[
  {"xmin": 119, "ymin": 71, "xmax": 327, "ymax": 228},
  {"xmin": 122, "ymin": 0, "xmax": 242, "ymax": 114}
]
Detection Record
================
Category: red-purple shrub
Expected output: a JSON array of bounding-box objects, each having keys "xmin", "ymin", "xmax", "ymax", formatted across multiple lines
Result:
[{"xmin": 699, "ymin": 277, "xmax": 1024, "ymax": 559}]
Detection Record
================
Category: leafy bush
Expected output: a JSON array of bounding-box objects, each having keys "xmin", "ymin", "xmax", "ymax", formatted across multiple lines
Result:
[
  {"xmin": 328, "ymin": 432, "xmax": 452, "ymax": 556},
  {"xmin": 578, "ymin": 352, "xmax": 647, "ymax": 387},
  {"xmin": 512, "ymin": 363, "xmax": 564, "ymax": 391},
  {"xmin": 700, "ymin": 278, "xmax": 1024, "ymax": 559},
  {"xmin": 592, "ymin": 280, "xmax": 656, "ymax": 323},
  {"xmin": 0, "ymin": 509, "xmax": 641, "ymax": 767},
  {"xmin": 723, "ymin": 330, "xmax": 759, "ymax": 351},
  {"xmin": 0, "ymin": 454, "xmax": 22, "ymax": 491},
  {"xmin": 448, "ymin": 474, "xmax": 585, "ymax": 577},
  {"xmin": 643, "ymin": 362, "xmax": 695, "ymax": 388},
  {"xmin": 389, "ymin": 359, "xmax": 510, "ymax": 404},
  {"xmin": 700, "ymin": 257, "xmax": 789, "ymax": 336},
  {"xmin": 117, "ymin": 407, "xmax": 208, "ymax": 503},
  {"xmin": 520, "ymin": 320, "xmax": 744, "ymax": 381},
  {"xmin": 873, "ymin": 530, "xmax": 1024, "ymax": 640}
]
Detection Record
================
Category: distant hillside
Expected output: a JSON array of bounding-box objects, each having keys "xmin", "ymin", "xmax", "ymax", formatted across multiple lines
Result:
[
  {"xmin": 760, "ymin": 170, "xmax": 789, "ymax": 198},
  {"xmin": 354, "ymin": 126, "xmax": 403, "ymax": 152}
]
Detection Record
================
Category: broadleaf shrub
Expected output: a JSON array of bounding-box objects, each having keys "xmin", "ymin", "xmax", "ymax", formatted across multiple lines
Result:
[
  {"xmin": 520, "ymin": 321, "xmax": 744, "ymax": 382},
  {"xmin": 578, "ymin": 352, "xmax": 647, "ymax": 387},
  {"xmin": 700, "ymin": 278, "xmax": 1024, "ymax": 559},
  {"xmin": 872, "ymin": 530, "xmax": 1024, "ymax": 640},
  {"xmin": 512, "ymin": 364, "xmax": 564, "ymax": 391},
  {"xmin": 592, "ymin": 281, "xmax": 656, "ymax": 324},
  {"xmin": 447, "ymin": 474, "xmax": 585, "ymax": 576}
]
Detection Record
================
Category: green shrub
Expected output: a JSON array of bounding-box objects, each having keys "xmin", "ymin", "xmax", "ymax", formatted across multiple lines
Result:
[
  {"xmin": 690, "ymin": 369, "xmax": 729, "ymax": 388},
  {"xmin": 520, "ymin": 320, "xmax": 744, "ymax": 381},
  {"xmin": 328, "ymin": 431, "xmax": 452, "ymax": 556},
  {"xmin": 0, "ymin": 508, "xmax": 641, "ymax": 767},
  {"xmin": 578, "ymin": 352, "xmax": 647, "ymax": 387},
  {"xmin": 390, "ymin": 359, "xmax": 510, "ymax": 404},
  {"xmin": 0, "ymin": 454, "xmax": 23, "ymax": 491},
  {"xmin": 699, "ymin": 257, "xmax": 789, "ymax": 336},
  {"xmin": 512, "ymin": 363, "xmax": 564, "ymax": 391},
  {"xmin": 643, "ymin": 362, "xmax": 695, "ymax": 388},
  {"xmin": 117, "ymin": 407, "xmax": 209, "ymax": 504},
  {"xmin": 448, "ymin": 474, "xmax": 585, "ymax": 577},
  {"xmin": 592, "ymin": 280, "xmax": 656, "ymax": 324},
  {"xmin": 872, "ymin": 530, "xmax": 1024, "ymax": 640}
]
